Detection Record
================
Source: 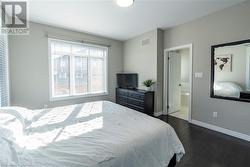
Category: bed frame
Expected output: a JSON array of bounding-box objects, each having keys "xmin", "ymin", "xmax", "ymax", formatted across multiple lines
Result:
[{"xmin": 168, "ymin": 154, "xmax": 176, "ymax": 167}]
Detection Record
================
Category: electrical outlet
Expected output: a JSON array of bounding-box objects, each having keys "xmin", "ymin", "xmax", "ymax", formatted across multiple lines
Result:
[
  {"xmin": 44, "ymin": 104, "xmax": 48, "ymax": 109},
  {"xmin": 213, "ymin": 112, "xmax": 218, "ymax": 118}
]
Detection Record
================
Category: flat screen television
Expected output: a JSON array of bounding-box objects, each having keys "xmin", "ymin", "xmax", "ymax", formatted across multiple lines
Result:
[{"xmin": 117, "ymin": 73, "xmax": 138, "ymax": 89}]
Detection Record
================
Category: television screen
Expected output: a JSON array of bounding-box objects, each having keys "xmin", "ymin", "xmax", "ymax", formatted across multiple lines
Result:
[{"xmin": 117, "ymin": 73, "xmax": 138, "ymax": 89}]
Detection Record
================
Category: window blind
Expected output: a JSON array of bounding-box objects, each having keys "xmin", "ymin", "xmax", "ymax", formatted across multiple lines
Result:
[{"xmin": 0, "ymin": 34, "xmax": 9, "ymax": 107}]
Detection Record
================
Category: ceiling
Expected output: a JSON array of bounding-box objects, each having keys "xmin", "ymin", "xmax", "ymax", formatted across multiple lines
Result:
[{"xmin": 29, "ymin": 0, "xmax": 245, "ymax": 41}]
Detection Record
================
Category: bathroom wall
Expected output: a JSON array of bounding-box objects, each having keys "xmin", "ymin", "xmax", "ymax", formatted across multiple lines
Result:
[{"xmin": 179, "ymin": 49, "xmax": 190, "ymax": 93}]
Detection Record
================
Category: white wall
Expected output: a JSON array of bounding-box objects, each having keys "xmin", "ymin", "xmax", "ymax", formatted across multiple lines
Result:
[
  {"xmin": 123, "ymin": 30, "xmax": 157, "ymax": 88},
  {"xmin": 164, "ymin": 1, "xmax": 250, "ymax": 135},
  {"xmin": 123, "ymin": 29, "xmax": 164, "ymax": 114},
  {"xmin": 215, "ymin": 45, "xmax": 247, "ymax": 89},
  {"xmin": 247, "ymin": 47, "xmax": 250, "ymax": 90},
  {"xmin": 9, "ymin": 22, "xmax": 123, "ymax": 109},
  {"xmin": 156, "ymin": 29, "xmax": 164, "ymax": 115}
]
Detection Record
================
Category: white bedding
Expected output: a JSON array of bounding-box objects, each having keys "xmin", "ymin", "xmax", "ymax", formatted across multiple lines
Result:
[
  {"xmin": 214, "ymin": 82, "xmax": 242, "ymax": 98},
  {"xmin": 0, "ymin": 101, "xmax": 185, "ymax": 167}
]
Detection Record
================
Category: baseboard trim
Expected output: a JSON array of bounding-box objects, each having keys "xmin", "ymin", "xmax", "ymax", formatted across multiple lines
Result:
[
  {"xmin": 154, "ymin": 111, "xmax": 163, "ymax": 117},
  {"xmin": 162, "ymin": 110, "xmax": 168, "ymax": 115},
  {"xmin": 191, "ymin": 119, "xmax": 250, "ymax": 142}
]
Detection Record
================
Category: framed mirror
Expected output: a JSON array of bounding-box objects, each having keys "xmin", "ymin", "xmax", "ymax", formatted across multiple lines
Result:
[{"xmin": 211, "ymin": 39, "xmax": 250, "ymax": 102}]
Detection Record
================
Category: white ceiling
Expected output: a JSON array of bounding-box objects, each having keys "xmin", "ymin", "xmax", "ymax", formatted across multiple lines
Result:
[{"xmin": 29, "ymin": 0, "xmax": 245, "ymax": 41}]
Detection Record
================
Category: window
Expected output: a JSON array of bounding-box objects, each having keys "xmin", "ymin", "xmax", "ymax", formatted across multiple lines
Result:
[
  {"xmin": 49, "ymin": 39, "xmax": 108, "ymax": 100},
  {"xmin": 0, "ymin": 34, "xmax": 9, "ymax": 107}
]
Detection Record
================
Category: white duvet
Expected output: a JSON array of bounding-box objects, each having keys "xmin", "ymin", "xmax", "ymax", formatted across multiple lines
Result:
[
  {"xmin": 214, "ymin": 82, "xmax": 242, "ymax": 98},
  {"xmin": 0, "ymin": 101, "xmax": 185, "ymax": 167}
]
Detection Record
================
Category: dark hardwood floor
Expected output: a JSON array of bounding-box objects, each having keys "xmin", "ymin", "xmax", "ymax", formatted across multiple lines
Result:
[{"xmin": 158, "ymin": 115, "xmax": 250, "ymax": 167}]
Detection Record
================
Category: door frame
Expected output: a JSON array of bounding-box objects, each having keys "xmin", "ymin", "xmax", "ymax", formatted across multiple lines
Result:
[{"xmin": 163, "ymin": 44, "xmax": 193, "ymax": 122}]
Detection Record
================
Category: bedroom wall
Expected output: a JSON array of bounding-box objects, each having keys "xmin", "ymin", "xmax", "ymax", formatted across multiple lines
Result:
[
  {"xmin": 156, "ymin": 29, "xmax": 164, "ymax": 116},
  {"xmin": 9, "ymin": 22, "xmax": 123, "ymax": 109},
  {"xmin": 164, "ymin": 0, "xmax": 250, "ymax": 135},
  {"xmin": 247, "ymin": 47, "xmax": 250, "ymax": 90},
  {"xmin": 123, "ymin": 30, "xmax": 158, "ymax": 87},
  {"xmin": 123, "ymin": 29, "xmax": 163, "ymax": 114}
]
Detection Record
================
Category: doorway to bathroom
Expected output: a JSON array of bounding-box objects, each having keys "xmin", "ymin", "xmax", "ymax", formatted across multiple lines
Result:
[{"xmin": 164, "ymin": 44, "xmax": 192, "ymax": 122}]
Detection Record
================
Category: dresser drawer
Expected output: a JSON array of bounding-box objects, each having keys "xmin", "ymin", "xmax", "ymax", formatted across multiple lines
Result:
[
  {"xmin": 127, "ymin": 98, "xmax": 144, "ymax": 108},
  {"xmin": 116, "ymin": 88, "xmax": 154, "ymax": 116},
  {"xmin": 116, "ymin": 88, "xmax": 128, "ymax": 97},
  {"xmin": 117, "ymin": 96, "xmax": 127, "ymax": 103},
  {"xmin": 127, "ymin": 91, "xmax": 144, "ymax": 100},
  {"xmin": 116, "ymin": 100, "xmax": 127, "ymax": 107},
  {"xmin": 127, "ymin": 104, "xmax": 144, "ymax": 113}
]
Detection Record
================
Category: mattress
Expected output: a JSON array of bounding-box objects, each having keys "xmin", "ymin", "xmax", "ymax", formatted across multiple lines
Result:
[{"xmin": 0, "ymin": 101, "xmax": 185, "ymax": 167}]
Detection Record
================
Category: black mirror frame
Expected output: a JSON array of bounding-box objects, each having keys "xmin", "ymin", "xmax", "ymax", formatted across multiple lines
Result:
[{"xmin": 211, "ymin": 39, "xmax": 250, "ymax": 102}]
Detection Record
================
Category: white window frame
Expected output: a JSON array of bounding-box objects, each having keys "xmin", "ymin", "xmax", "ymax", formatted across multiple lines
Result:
[{"xmin": 48, "ymin": 38, "xmax": 108, "ymax": 101}]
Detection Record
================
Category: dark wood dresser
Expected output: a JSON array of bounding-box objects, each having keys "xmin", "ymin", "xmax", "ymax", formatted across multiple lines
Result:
[
  {"xmin": 240, "ymin": 91, "xmax": 250, "ymax": 100},
  {"xmin": 116, "ymin": 88, "xmax": 154, "ymax": 116}
]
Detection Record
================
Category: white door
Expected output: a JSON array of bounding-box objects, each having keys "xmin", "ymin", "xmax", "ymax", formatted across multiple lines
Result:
[{"xmin": 168, "ymin": 51, "xmax": 181, "ymax": 113}]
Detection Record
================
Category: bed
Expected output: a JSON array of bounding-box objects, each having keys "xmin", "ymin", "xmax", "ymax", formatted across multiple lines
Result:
[
  {"xmin": 214, "ymin": 81, "xmax": 243, "ymax": 98},
  {"xmin": 0, "ymin": 101, "xmax": 185, "ymax": 167}
]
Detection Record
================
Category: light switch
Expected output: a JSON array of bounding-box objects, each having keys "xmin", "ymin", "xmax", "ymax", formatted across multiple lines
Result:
[
  {"xmin": 195, "ymin": 72, "xmax": 203, "ymax": 78},
  {"xmin": 213, "ymin": 112, "xmax": 218, "ymax": 118}
]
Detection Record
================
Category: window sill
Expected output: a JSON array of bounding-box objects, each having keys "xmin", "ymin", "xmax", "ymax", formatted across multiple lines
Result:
[{"xmin": 49, "ymin": 92, "xmax": 109, "ymax": 102}]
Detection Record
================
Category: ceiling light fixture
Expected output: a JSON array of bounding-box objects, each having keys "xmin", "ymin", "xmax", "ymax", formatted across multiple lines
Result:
[{"xmin": 116, "ymin": 0, "xmax": 134, "ymax": 7}]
